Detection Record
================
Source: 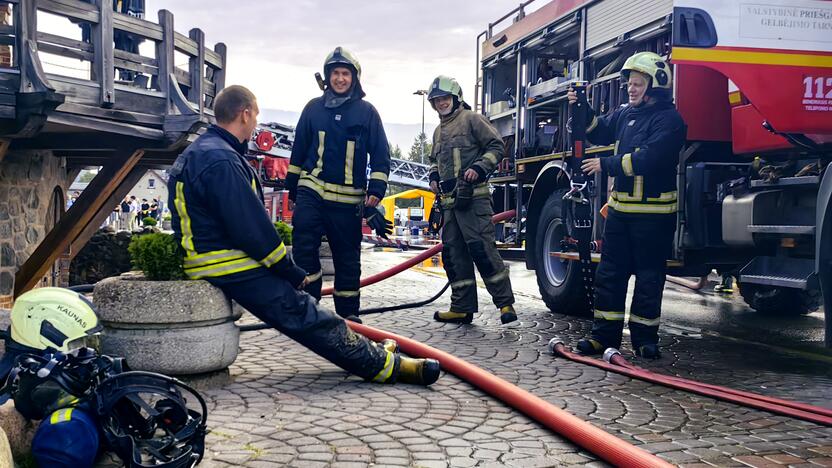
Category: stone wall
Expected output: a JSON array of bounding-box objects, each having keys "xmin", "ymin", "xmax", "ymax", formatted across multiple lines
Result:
[
  {"xmin": 0, "ymin": 150, "xmax": 71, "ymax": 307},
  {"xmin": 69, "ymin": 228, "xmax": 134, "ymax": 286}
]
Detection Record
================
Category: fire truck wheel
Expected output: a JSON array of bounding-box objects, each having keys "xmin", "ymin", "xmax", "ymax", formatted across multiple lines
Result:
[
  {"xmin": 739, "ymin": 283, "xmax": 821, "ymax": 316},
  {"xmin": 534, "ymin": 189, "xmax": 593, "ymax": 318}
]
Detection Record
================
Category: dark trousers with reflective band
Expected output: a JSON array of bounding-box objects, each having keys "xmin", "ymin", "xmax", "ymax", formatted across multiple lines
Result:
[
  {"xmin": 214, "ymin": 273, "xmax": 392, "ymax": 381},
  {"xmin": 293, "ymin": 188, "xmax": 363, "ymax": 317},
  {"xmin": 441, "ymin": 197, "xmax": 515, "ymax": 313},
  {"xmin": 592, "ymin": 211, "xmax": 675, "ymax": 349}
]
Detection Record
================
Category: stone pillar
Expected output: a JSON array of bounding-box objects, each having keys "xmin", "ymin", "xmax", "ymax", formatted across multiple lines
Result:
[
  {"xmin": 0, "ymin": 150, "xmax": 71, "ymax": 304},
  {"xmin": 0, "ymin": 5, "xmax": 10, "ymax": 68}
]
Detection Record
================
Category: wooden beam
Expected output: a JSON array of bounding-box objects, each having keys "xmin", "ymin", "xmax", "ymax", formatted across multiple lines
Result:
[
  {"xmin": 15, "ymin": 149, "xmax": 144, "ymax": 296},
  {"xmin": 92, "ymin": 0, "xmax": 114, "ymax": 107},
  {"xmin": 213, "ymin": 42, "xmax": 227, "ymax": 93},
  {"xmin": 69, "ymin": 165, "xmax": 146, "ymax": 260},
  {"xmin": 155, "ymin": 9, "xmax": 174, "ymax": 110},
  {"xmin": 0, "ymin": 139, "xmax": 9, "ymax": 164},
  {"xmin": 188, "ymin": 28, "xmax": 205, "ymax": 116}
]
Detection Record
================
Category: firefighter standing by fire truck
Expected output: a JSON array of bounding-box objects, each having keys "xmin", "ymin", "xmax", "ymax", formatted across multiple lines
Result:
[
  {"xmin": 169, "ymin": 85, "xmax": 439, "ymax": 386},
  {"xmin": 285, "ymin": 47, "xmax": 392, "ymax": 323},
  {"xmin": 427, "ymin": 76, "xmax": 517, "ymax": 325},
  {"xmin": 568, "ymin": 52, "xmax": 686, "ymax": 359}
]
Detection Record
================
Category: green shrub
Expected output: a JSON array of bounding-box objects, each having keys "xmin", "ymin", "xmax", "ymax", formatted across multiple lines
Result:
[
  {"xmin": 128, "ymin": 233, "xmax": 185, "ymax": 280},
  {"xmin": 142, "ymin": 216, "xmax": 158, "ymax": 226},
  {"xmin": 274, "ymin": 221, "xmax": 293, "ymax": 246},
  {"xmin": 163, "ymin": 213, "xmax": 172, "ymax": 221}
]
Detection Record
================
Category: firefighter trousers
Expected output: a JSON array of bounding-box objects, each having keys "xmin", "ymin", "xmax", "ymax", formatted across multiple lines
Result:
[
  {"xmin": 591, "ymin": 212, "xmax": 676, "ymax": 349},
  {"xmin": 441, "ymin": 197, "xmax": 515, "ymax": 313},
  {"xmin": 293, "ymin": 188, "xmax": 363, "ymax": 318},
  {"xmin": 216, "ymin": 273, "xmax": 394, "ymax": 381}
]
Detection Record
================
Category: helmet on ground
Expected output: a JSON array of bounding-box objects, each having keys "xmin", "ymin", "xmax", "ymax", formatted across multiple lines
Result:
[
  {"xmin": 95, "ymin": 371, "xmax": 208, "ymax": 468},
  {"xmin": 621, "ymin": 51, "xmax": 672, "ymax": 90},
  {"xmin": 10, "ymin": 287, "xmax": 103, "ymax": 352},
  {"xmin": 427, "ymin": 75, "xmax": 464, "ymax": 103},
  {"xmin": 32, "ymin": 407, "xmax": 100, "ymax": 468},
  {"xmin": 4, "ymin": 347, "xmax": 124, "ymax": 420},
  {"xmin": 324, "ymin": 46, "xmax": 362, "ymax": 81}
]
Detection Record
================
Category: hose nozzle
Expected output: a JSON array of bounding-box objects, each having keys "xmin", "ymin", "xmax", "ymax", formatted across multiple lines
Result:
[
  {"xmin": 603, "ymin": 348, "xmax": 621, "ymax": 363},
  {"xmin": 547, "ymin": 338, "xmax": 563, "ymax": 355}
]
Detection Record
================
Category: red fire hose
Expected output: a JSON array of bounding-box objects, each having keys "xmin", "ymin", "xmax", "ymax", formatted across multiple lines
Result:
[
  {"xmin": 348, "ymin": 321, "xmax": 672, "ymax": 468},
  {"xmin": 549, "ymin": 341, "xmax": 832, "ymax": 426},
  {"xmin": 321, "ymin": 210, "xmax": 516, "ymax": 296},
  {"xmin": 603, "ymin": 348, "xmax": 832, "ymax": 419}
]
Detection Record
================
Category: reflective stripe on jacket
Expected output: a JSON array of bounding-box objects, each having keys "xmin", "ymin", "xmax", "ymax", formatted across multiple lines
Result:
[
  {"xmin": 287, "ymin": 96, "xmax": 390, "ymax": 204},
  {"xmin": 168, "ymin": 126, "xmax": 299, "ymax": 283},
  {"xmin": 586, "ymin": 100, "xmax": 686, "ymax": 215}
]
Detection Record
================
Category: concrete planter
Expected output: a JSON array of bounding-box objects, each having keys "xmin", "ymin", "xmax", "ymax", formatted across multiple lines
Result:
[
  {"xmin": 93, "ymin": 274, "xmax": 241, "ymax": 375},
  {"xmin": 162, "ymin": 219, "xmax": 172, "ymax": 230}
]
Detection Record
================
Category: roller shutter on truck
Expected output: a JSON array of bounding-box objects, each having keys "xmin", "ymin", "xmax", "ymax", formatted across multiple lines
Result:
[{"xmin": 586, "ymin": 0, "xmax": 674, "ymax": 49}]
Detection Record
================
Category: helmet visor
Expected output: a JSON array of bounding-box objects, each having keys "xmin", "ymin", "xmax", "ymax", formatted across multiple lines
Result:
[{"xmin": 66, "ymin": 333, "xmax": 101, "ymax": 352}]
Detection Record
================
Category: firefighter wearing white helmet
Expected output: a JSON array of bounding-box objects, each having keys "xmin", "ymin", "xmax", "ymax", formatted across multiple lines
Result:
[
  {"xmin": 567, "ymin": 51, "xmax": 686, "ymax": 359},
  {"xmin": 427, "ymin": 75, "xmax": 517, "ymax": 325}
]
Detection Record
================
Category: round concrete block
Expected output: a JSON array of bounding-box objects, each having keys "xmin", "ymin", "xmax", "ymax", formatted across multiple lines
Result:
[
  {"xmin": 94, "ymin": 275, "xmax": 238, "ymax": 325},
  {"xmin": 101, "ymin": 320, "xmax": 240, "ymax": 375},
  {"xmin": 94, "ymin": 275, "xmax": 240, "ymax": 375}
]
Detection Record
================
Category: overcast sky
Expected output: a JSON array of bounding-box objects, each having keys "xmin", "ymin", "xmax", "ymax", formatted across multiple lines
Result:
[{"xmin": 141, "ymin": 0, "xmax": 536, "ymax": 126}]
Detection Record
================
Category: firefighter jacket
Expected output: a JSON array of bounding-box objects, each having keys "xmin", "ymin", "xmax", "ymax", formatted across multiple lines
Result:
[
  {"xmin": 286, "ymin": 96, "xmax": 391, "ymax": 205},
  {"xmin": 429, "ymin": 107, "xmax": 504, "ymax": 208},
  {"xmin": 585, "ymin": 100, "xmax": 686, "ymax": 216},
  {"xmin": 168, "ymin": 126, "xmax": 306, "ymax": 285}
]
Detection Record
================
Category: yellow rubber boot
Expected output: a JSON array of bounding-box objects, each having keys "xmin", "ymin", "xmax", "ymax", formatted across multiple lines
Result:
[
  {"xmin": 500, "ymin": 305, "xmax": 517, "ymax": 324},
  {"xmin": 397, "ymin": 356, "xmax": 441, "ymax": 386},
  {"xmin": 433, "ymin": 311, "xmax": 473, "ymax": 324}
]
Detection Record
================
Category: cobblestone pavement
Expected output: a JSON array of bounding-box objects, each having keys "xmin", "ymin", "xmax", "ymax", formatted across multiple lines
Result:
[{"xmin": 199, "ymin": 249, "xmax": 832, "ymax": 468}]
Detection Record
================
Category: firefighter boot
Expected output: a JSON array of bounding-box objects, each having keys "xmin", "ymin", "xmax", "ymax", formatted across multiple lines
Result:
[
  {"xmin": 576, "ymin": 338, "xmax": 606, "ymax": 356},
  {"xmin": 635, "ymin": 343, "xmax": 661, "ymax": 359},
  {"xmin": 434, "ymin": 311, "xmax": 474, "ymax": 324},
  {"xmin": 396, "ymin": 356, "xmax": 441, "ymax": 386},
  {"xmin": 714, "ymin": 275, "xmax": 734, "ymax": 294},
  {"xmin": 500, "ymin": 305, "xmax": 517, "ymax": 324}
]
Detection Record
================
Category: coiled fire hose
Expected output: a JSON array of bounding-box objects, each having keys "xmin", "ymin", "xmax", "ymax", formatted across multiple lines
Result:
[
  {"xmin": 549, "ymin": 340, "xmax": 832, "ymax": 426},
  {"xmin": 349, "ymin": 321, "xmax": 672, "ymax": 468}
]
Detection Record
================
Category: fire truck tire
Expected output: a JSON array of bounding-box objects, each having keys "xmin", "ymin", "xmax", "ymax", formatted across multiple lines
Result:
[
  {"xmin": 739, "ymin": 283, "xmax": 821, "ymax": 316},
  {"xmin": 534, "ymin": 189, "xmax": 593, "ymax": 318}
]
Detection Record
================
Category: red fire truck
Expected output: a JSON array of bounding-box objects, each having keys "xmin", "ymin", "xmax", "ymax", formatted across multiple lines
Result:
[{"xmin": 478, "ymin": 0, "xmax": 832, "ymax": 344}]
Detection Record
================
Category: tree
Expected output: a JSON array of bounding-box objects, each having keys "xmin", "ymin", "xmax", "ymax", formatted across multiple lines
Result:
[
  {"xmin": 407, "ymin": 132, "xmax": 432, "ymax": 164},
  {"xmin": 390, "ymin": 144, "xmax": 403, "ymax": 160},
  {"xmin": 78, "ymin": 170, "xmax": 97, "ymax": 183}
]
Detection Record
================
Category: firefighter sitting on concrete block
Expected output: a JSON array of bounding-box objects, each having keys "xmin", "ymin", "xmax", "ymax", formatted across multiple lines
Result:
[
  {"xmin": 568, "ymin": 52, "xmax": 687, "ymax": 359},
  {"xmin": 427, "ymin": 75, "xmax": 517, "ymax": 325},
  {"xmin": 168, "ymin": 85, "xmax": 439, "ymax": 386}
]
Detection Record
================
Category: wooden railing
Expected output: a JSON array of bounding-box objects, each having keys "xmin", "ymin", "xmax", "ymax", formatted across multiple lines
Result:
[{"xmin": 0, "ymin": 0, "xmax": 226, "ymax": 134}]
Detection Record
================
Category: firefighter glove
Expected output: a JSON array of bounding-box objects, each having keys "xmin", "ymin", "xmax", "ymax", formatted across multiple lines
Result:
[
  {"xmin": 364, "ymin": 206, "xmax": 393, "ymax": 239},
  {"xmin": 285, "ymin": 172, "xmax": 299, "ymax": 201}
]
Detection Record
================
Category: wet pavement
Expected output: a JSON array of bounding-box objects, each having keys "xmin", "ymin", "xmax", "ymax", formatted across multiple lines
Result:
[{"xmin": 198, "ymin": 247, "xmax": 832, "ymax": 468}]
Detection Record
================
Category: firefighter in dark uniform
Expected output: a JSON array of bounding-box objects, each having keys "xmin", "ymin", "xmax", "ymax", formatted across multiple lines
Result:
[
  {"xmin": 427, "ymin": 76, "xmax": 517, "ymax": 325},
  {"xmin": 569, "ymin": 52, "xmax": 686, "ymax": 359},
  {"xmin": 168, "ymin": 85, "xmax": 439, "ymax": 386},
  {"xmin": 285, "ymin": 47, "xmax": 391, "ymax": 323}
]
